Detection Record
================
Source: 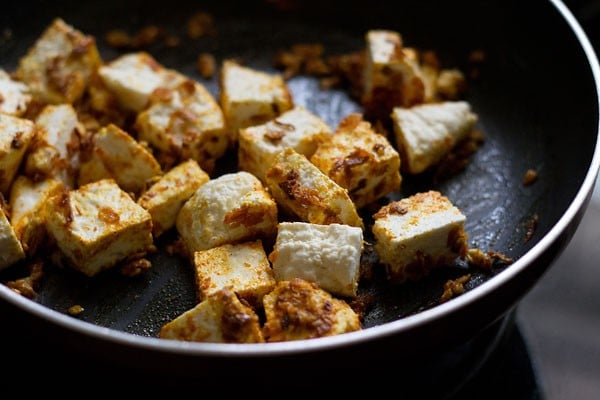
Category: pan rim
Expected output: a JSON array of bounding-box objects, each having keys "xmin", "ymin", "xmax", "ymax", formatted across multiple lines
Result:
[{"xmin": 1, "ymin": 0, "xmax": 599, "ymax": 357}]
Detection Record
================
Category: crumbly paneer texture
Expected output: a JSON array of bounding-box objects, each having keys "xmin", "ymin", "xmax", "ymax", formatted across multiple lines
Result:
[
  {"xmin": 0, "ymin": 114, "xmax": 36, "ymax": 195},
  {"xmin": 269, "ymin": 222, "xmax": 363, "ymax": 297},
  {"xmin": 372, "ymin": 190, "xmax": 468, "ymax": 283},
  {"xmin": 159, "ymin": 286, "xmax": 264, "ymax": 343},
  {"xmin": 262, "ymin": 278, "xmax": 361, "ymax": 342},
  {"xmin": 0, "ymin": 206, "xmax": 25, "ymax": 270},
  {"xmin": 0, "ymin": 69, "xmax": 31, "ymax": 117}
]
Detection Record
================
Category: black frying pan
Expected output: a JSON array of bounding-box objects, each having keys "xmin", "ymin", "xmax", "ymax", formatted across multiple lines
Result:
[{"xmin": 1, "ymin": 0, "xmax": 599, "ymax": 391}]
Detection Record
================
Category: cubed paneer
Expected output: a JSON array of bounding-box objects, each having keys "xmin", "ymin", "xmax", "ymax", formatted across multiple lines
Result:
[
  {"xmin": 135, "ymin": 78, "xmax": 228, "ymax": 173},
  {"xmin": 9, "ymin": 176, "xmax": 63, "ymax": 255},
  {"xmin": 262, "ymin": 278, "xmax": 361, "ymax": 342},
  {"xmin": 238, "ymin": 105, "xmax": 332, "ymax": 183},
  {"xmin": 25, "ymin": 104, "xmax": 82, "ymax": 188},
  {"xmin": 0, "ymin": 204, "xmax": 25, "ymax": 271},
  {"xmin": 310, "ymin": 113, "xmax": 401, "ymax": 209},
  {"xmin": 16, "ymin": 18, "xmax": 101, "ymax": 104},
  {"xmin": 78, "ymin": 123, "xmax": 162, "ymax": 195},
  {"xmin": 372, "ymin": 190, "xmax": 469, "ymax": 283},
  {"xmin": 97, "ymin": 52, "xmax": 183, "ymax": 112},
  {"xmin": 44, "ymin": 179, "xmax": 154, "ymax": 277},
  {"xmin": 159, "ymin": 286, "xmax": 264, "ymax": 343},
  {"xmin": 265, "ymin": 148, "xmax": 363, "ymax": 228},
  {"xmin": 137, "ymin": 159, "xmax": 209, "ymax": 237},
  {"xmin": 0, "ymin": 114, "xmax": 36, "ymax": 195},
  {"xmin": 361, "ymin": 30, "xmax": 425, "ymax": 120},
  {"xmin": 0, "ymin": 69, "xmax": 31, "ymax": 117},
  {"xmin": 219, "ymin": 60, "xmax": 293, "ymax": 145},
  {"xmin": 269, "ymin": 222, "xmax": 363, "ymax": 297},
  {"xmin": 176, "ymin": 171, "xmax": 278, "ymax": 255},
  {"xmin": 391, "ymin": 101, "xmax": 477, "ymax": 174},
  {"xmin": 194, "ymin": 240, "xmax": 275, "ymax": 308}
]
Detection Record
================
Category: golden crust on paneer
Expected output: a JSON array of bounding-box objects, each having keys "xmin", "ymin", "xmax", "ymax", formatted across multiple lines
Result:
[
  {"xmin": 0, "ymin": 69, "xmax": 32, "ymax": 117},
  {"xmin": 262, "ymin": 278, "xmax": 361, "ymax": 342},
  {"xmin": 372, "ymin": 190, "xmax": 469, "ymax": 283},
  {"xmin": 194, "ymin": 240, "xmax": 276, "ymax": 308},
  {"xmin": 159, "ymin": 286, "xmax": 265, "ymax": 343},
  {"xmin": 0, "ymin": 202, "xmax": 26, "ymax": 271},
  {"xmin": 310, "ymin": 113, "xmax": 401, "ymax": 209},
  {"xmin": 0, "ymin": 114, "xmax": 36, "ymax": 195},
  {"xmin": 265, "ymin": 148, "xmax": 363, "ymax": 228},
  {"xmin": 44, "ymin": 179, "xmax": 154, "ymax": 277},
  {"xmin": 16, "ymin": 18, "xmax": 101, "ymax": 104}
]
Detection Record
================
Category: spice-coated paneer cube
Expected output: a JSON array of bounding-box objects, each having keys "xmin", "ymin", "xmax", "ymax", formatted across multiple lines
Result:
[
  {"xmin": 176, "ymin": 171, "xmax": 278, "ymax": 255},
  {"xmin": 0, "ymin": 114, "xmax": 36, "ymax": 195},
  {"xmin": 0, "ymin": 69, "xmax": 31, "ymax": 117},
  {"xmin": 159, "ymin": 286, "xmax": 265, "ymax": 343},
  {"xmin": 262, "ymin": 278, "xmax": 361, "ymax": 342},
  {"xmin": 310, "ymin": 113, "xmax": 401, "ymax": 209},
  {"xmin": 265, "ymin": 148, "xmax": 363, "ymax": 228},
  {"xmin": 135, "ymin": 79, "xmax": 227, "ymax": 173},
  {"xmin": 391, "ymin": 101, "xmax": 477, "ymax": 174},
  {"xmin": 44, "ymin": 179, "xmax": 154, "ymax": 277},
  {"xmin": 0, "ymin": 202, "xmax": 25, "ymax": 271},
  {"xmin": 16, "ymin": 18, "xmax": 102, "ymax": 104},
  {"xmin": 238, "ymin": 105, "xmax": 332, "ymax": 183},
  {"xmin": 137, "ymin": 159, "xmax": 209, "ymax": 237},
  {"xmin": 219, "ymin": 60, "xmax": 293, "ymax": 145},
  {"xmin": 269, "ymin": 222, "xmax": 363, "ymax": 297},
  {"xmin": 193, "ymin": 240, "xmax": 276, "ymax": 308},
  {"xmin": 372, "ymin": 190, "xmax": 469, "ymax": 283}
]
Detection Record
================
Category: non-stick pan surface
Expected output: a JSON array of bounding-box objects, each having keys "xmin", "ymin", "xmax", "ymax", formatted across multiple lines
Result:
[{"xmin": 0, "ymin": 0, "xmax": 599, "ymax": 377}]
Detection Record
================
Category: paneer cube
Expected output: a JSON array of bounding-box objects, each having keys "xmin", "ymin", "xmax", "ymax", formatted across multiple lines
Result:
[
  {"xmin": 262, "ymin": 278, "xmax": 361, "ymax": 342},
  {"xmin": 372, "ymin": 190, "xmax": 469, "ymax": 283},
  {"xmin": 0, "ymin": 114, "xmax": 36, "ymax": 195},
  {"xmin": 362, "ymin": 30, "xmax": 425, "ymax": 120},
  {"xmin": 78, "ymin": 123, "xmax": 162, "ymax": 195},
  {"xmin": 310, "ymin": 113, "xmax": 401, "ymax": 209},
  {"xmin": 269, "ymin": 222, "xmax": 363, "ymax": 297},
  {"xmin": 391, "ymin": 101, "xmax": 477, "ymax": 174},
  {"xmin": 44, "ymin": 179, "xmax": 154, "ymax": 277},
  {"xmin": 9, "ymin": 176, "xmax": 64, "ymax": 255},
  {"xmin": 16, "ymin": 18, "xmax": 101, "ymax": 104},
  {"xmin": 135, "ymin": 78, "xmax": 228, "ymax": 173},
  {"xmin": 0, "ymin": 69, "xmax": 31, "ymax": 117},
  {"xmin": 0, "ymin": 203, "xmax": 25, "ymax": 271},
  {"xmin": 159, "ymin": 286, "xmax": 264, "ymax": 343},
  {"xmin": 137, "ymin": 159, "xmax": 209, "ymax": 237},
  {"xmin": 176, "ymin": 171, "xmax": 278, "ymax": 255},
  {"xmin": 194, "ymin": 240, "xmax": 276, "ymax": 308},
  {"xmin": 238, "ymin": 105, "xmax": 332, "ymax": 183},
  {"xmin": 25, "ymin": 104, "xmax": 82, "ymax": 188},
  {"xmin": 219, "ymin": 60, "xmax": 293, "ymax": 145},
  {"xmin": 97, "ymin": 52, "xmax": 183, "ymax": 112},
  {"xmin": 265, "ymin": 148, "xmax": 363, "ymax": 228}
]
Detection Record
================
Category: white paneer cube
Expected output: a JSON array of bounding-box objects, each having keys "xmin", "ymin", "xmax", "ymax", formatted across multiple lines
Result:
[
  {"xmin": 176, "ymin": 171, "xmax": 278, "ymax": 255},
  {"xmin": 372, "ymin": 190, "xmax": 469, "ymax": 283},
  {"xmin": 16, "ymin": 18, "xmax": 102, "ymax": 104},
  {"xmin": 78, "ymin": 123, "xmax": 162, "ymax": 195},
  {"xmin": 0, "ymin": 69, "xmax": 31, "ymax": 117},
  {"xmin": 269, "ymin": 222, "xmax": 363, "ymax": 297},
  {"xmin": 98, "ymin": 52, "xmax": 183, "ymax": 112},
  {"xmin": 194, "ymin": 240, "xmax": 276, "ymax": 308},
  {"xmin": 137, "ymin": 159, "xmax": 209, "ymax": 237},
  {"xmin": 362, "ymin": 30, "xmax": 425, "ymax": 120},
  {"xmin": 9, "ymin": 176, "xmax": 63, "ymax": 255},
  {"xmin": 310, "ymin": 113, "xmax": 401, "ymax": 209},
  {"xmin": 0, "ymin": 205, "xmax": 25, "ymax": 271},
  {"xmin": 219, "ymin": 60, "xmax": 294, "ymax": 144},
  {"xmin": 159, "ymin": 286, "xmax": 264, "ymax": 343},
  {"xmin": 135, "ymin": 79, "xmax": 228, "ymax": 173},
  {"xmin": 44, "ymin": 179, "xmax": 154, "ymax": 277},
  {"xmin": 0, "ymin": 114, "xmax": 36, "ymax": 195},
  {"xmin": 391, "ymin": 101, "xmax": 478, "ymax": 174},
  {"xmin": 238, "ymin": 105, "xmax": 332, "ymax": 183},
  {"xmin": 265, "ymin": 148, "xmax": 363, "ymax": 228},
  {"xmin": 262, "ymin": 278, "xmax": 361, "ymax": 342},
  {"xmin": 25, "ymin": 104, "xmax": 82, "ymax": 188}
]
